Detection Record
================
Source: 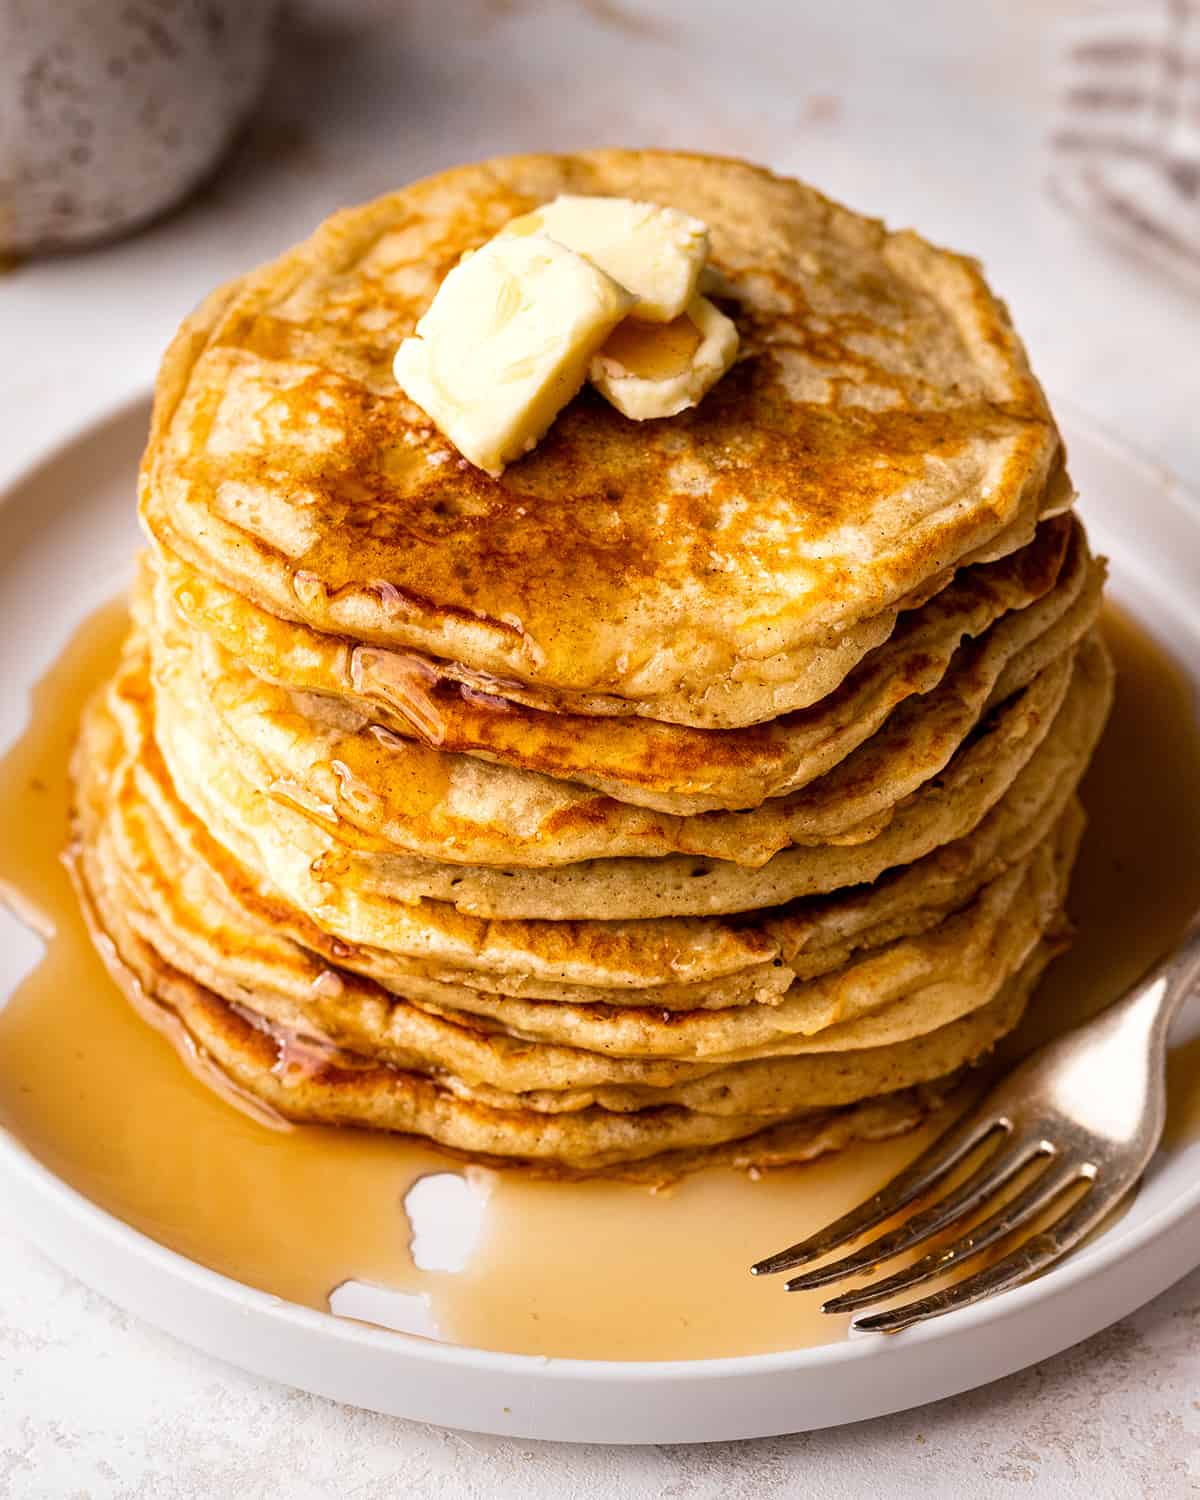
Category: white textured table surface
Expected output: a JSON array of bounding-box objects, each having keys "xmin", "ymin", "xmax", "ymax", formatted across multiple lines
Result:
[{"xmin": 2, "ymin": 2, "xmax": 1197, "ymax": 1494}]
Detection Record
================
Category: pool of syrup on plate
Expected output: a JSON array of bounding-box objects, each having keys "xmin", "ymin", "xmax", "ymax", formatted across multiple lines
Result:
[{"xmin": 0, "ymin": 602, "xmax": 1198, "ymax": 1361}]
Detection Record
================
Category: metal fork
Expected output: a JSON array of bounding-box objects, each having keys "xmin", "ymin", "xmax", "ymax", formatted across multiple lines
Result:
[{"xmin": 751, "ymin": 915, "xmax": 1200, "ymax": 1333}]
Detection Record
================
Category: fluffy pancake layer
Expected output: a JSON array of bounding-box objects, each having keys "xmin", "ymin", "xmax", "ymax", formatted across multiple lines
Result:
[
  {"xmin": 148, "ymin": 524, "xmax": 1102, "ymax": 870},
  {"xmin": 156, "ymin": 513, "xmax": 1086, "ymax": 814},
  {"xmin": 138, "ymin": 150, "xmax": 1071, "ymax": 729}
]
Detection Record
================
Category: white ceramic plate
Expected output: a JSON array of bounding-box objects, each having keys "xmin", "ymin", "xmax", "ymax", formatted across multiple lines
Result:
[{"xmin": 2, "ymin": 400, "xmax": 1198, "ymax": 1444}]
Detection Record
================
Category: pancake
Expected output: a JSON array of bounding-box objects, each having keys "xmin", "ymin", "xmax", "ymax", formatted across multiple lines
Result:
[
  {"xmin": 77, "ymin": 671, "xmax": 1079, "ymax": 1099},
  {"xmin": 84, "ymin": 625, "xmax": 1109, "ymax": 1019},
  {"xmin": 73, "ymin": 858, "xmax": 1000, "ymax": 1174},
  {"xmin": 90, "ymin": 715, "xmax": 1082, "ymax": 1108},
  {"xmin": 148, "ymin": 530, "xmax": 1103, "ymax": 869},
  {"xmin": 91, "ymin": 804, "xmax": 1059, "ymax": 1127},
  {"xmin": 92, "ymin": 645, "xmax": 1078, "ymax": 1064},
  {"xmin": 154, "ymin": 634, "xmax": 1107, "ymax": 924},
  {"xmin": 97, "ymin": 673, "xmax": 1087, "ymax": 1037},
  {"xmin": 155, "ymin": 514, "xmax": 1085, "ymax": 814},
  {"xmin": 392, "ymin": 814, "xmax": 1078, "ymax": 1063},
  {"xmin": 138, "ymin": 150, "xmax": 1071, "ymax": 729},
  {"xmin": 70, "ymin": 753, "xmax": 1060, "ymax": 1170}
]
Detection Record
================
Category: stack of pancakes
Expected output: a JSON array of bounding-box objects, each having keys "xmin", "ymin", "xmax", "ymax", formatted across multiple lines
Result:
[{"xmin": 72, "ymin": 151, "xmax": 1113, "ymax": 1177}]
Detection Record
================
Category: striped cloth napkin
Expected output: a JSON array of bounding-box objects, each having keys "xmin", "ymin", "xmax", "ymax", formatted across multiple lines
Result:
[{"xmin": 1050, "ymin": 0, "xmax": 1200, "ymax": 294}]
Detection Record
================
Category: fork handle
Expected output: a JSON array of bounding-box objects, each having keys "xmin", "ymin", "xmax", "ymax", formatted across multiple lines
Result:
[{"xmin": 1126, "ymin": 908, "xmax": 1200, "ymax": 1043}]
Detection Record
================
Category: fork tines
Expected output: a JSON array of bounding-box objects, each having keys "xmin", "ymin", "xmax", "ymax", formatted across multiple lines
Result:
[{"xmin": 751, "ymin": 1108, "xmax": 1104, "ymax": 1334}]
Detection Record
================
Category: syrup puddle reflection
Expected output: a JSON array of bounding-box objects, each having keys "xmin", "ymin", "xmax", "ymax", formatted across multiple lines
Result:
[
  {"xmin": 404, "ymin": 1169, "xmax": 495, "ymax": 1273},
  {"xmin": 330, "ymin": 1169, "xmax": 495, "ymax": 1340},
  {"xmin": 328, "ymin": 1281, "xmax": 440, "ymax": 1339}
]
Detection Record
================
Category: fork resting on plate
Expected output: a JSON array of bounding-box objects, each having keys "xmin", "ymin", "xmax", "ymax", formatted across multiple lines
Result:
[{"xmin": 752, "ymin": 914, "xmax": 1200, "ymax": 1333}]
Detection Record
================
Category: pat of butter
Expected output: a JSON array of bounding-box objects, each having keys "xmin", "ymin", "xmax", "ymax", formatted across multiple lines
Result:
[
  {"xmin": 393, "ymin": 233, "xmax": 635, "ymax": 477},
  {"xmin": 590, "ymin": 295, "xmax": 739, "ymax": 421},
  {"xmin": 505, "ymin": 195, "xmax": 708, "ymax": 322}
]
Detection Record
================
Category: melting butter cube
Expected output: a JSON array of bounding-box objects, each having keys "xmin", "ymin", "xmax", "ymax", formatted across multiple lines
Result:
[
  {"xmin": 393, "ymin": 233, "xmax": 635, "ymax": 476},
  {"xmin": 505, "ymin": 195, "xmax": 708, "ymax": 322},
  {"xmin": 590, "ymin": 295, "xmax": 739, "ymax": 421}
]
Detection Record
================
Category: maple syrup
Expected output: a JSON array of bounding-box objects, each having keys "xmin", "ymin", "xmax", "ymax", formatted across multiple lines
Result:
[
  {"xmin": 0, "ymin": 602, "xmax": 1198, "ymax": 1361},
  {"xmin": 598, "ymin": 310, "xmax": 704, "ymax": 381}
]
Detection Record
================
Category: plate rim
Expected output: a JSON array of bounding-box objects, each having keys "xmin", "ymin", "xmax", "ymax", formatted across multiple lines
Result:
[{"xmin": 1, "ymin": 393, "xmax": 1198, "ymax": 1395}]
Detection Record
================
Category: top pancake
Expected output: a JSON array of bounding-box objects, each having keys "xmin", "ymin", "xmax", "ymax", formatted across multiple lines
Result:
[{"xmin": 139, "ymin": 149, "xmax": 1069, "ymax": 729}]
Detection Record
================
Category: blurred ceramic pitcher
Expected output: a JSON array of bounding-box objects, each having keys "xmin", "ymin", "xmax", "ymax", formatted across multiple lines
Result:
[{"xmin": 0, "ymin": 0, "xmax": 279, "ymax": 255}]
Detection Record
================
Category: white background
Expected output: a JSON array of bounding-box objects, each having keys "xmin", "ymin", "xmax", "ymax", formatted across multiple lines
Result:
[{"xmin": 2, "ymin": 1, "xmax": 1197, "ymax": 1494}]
